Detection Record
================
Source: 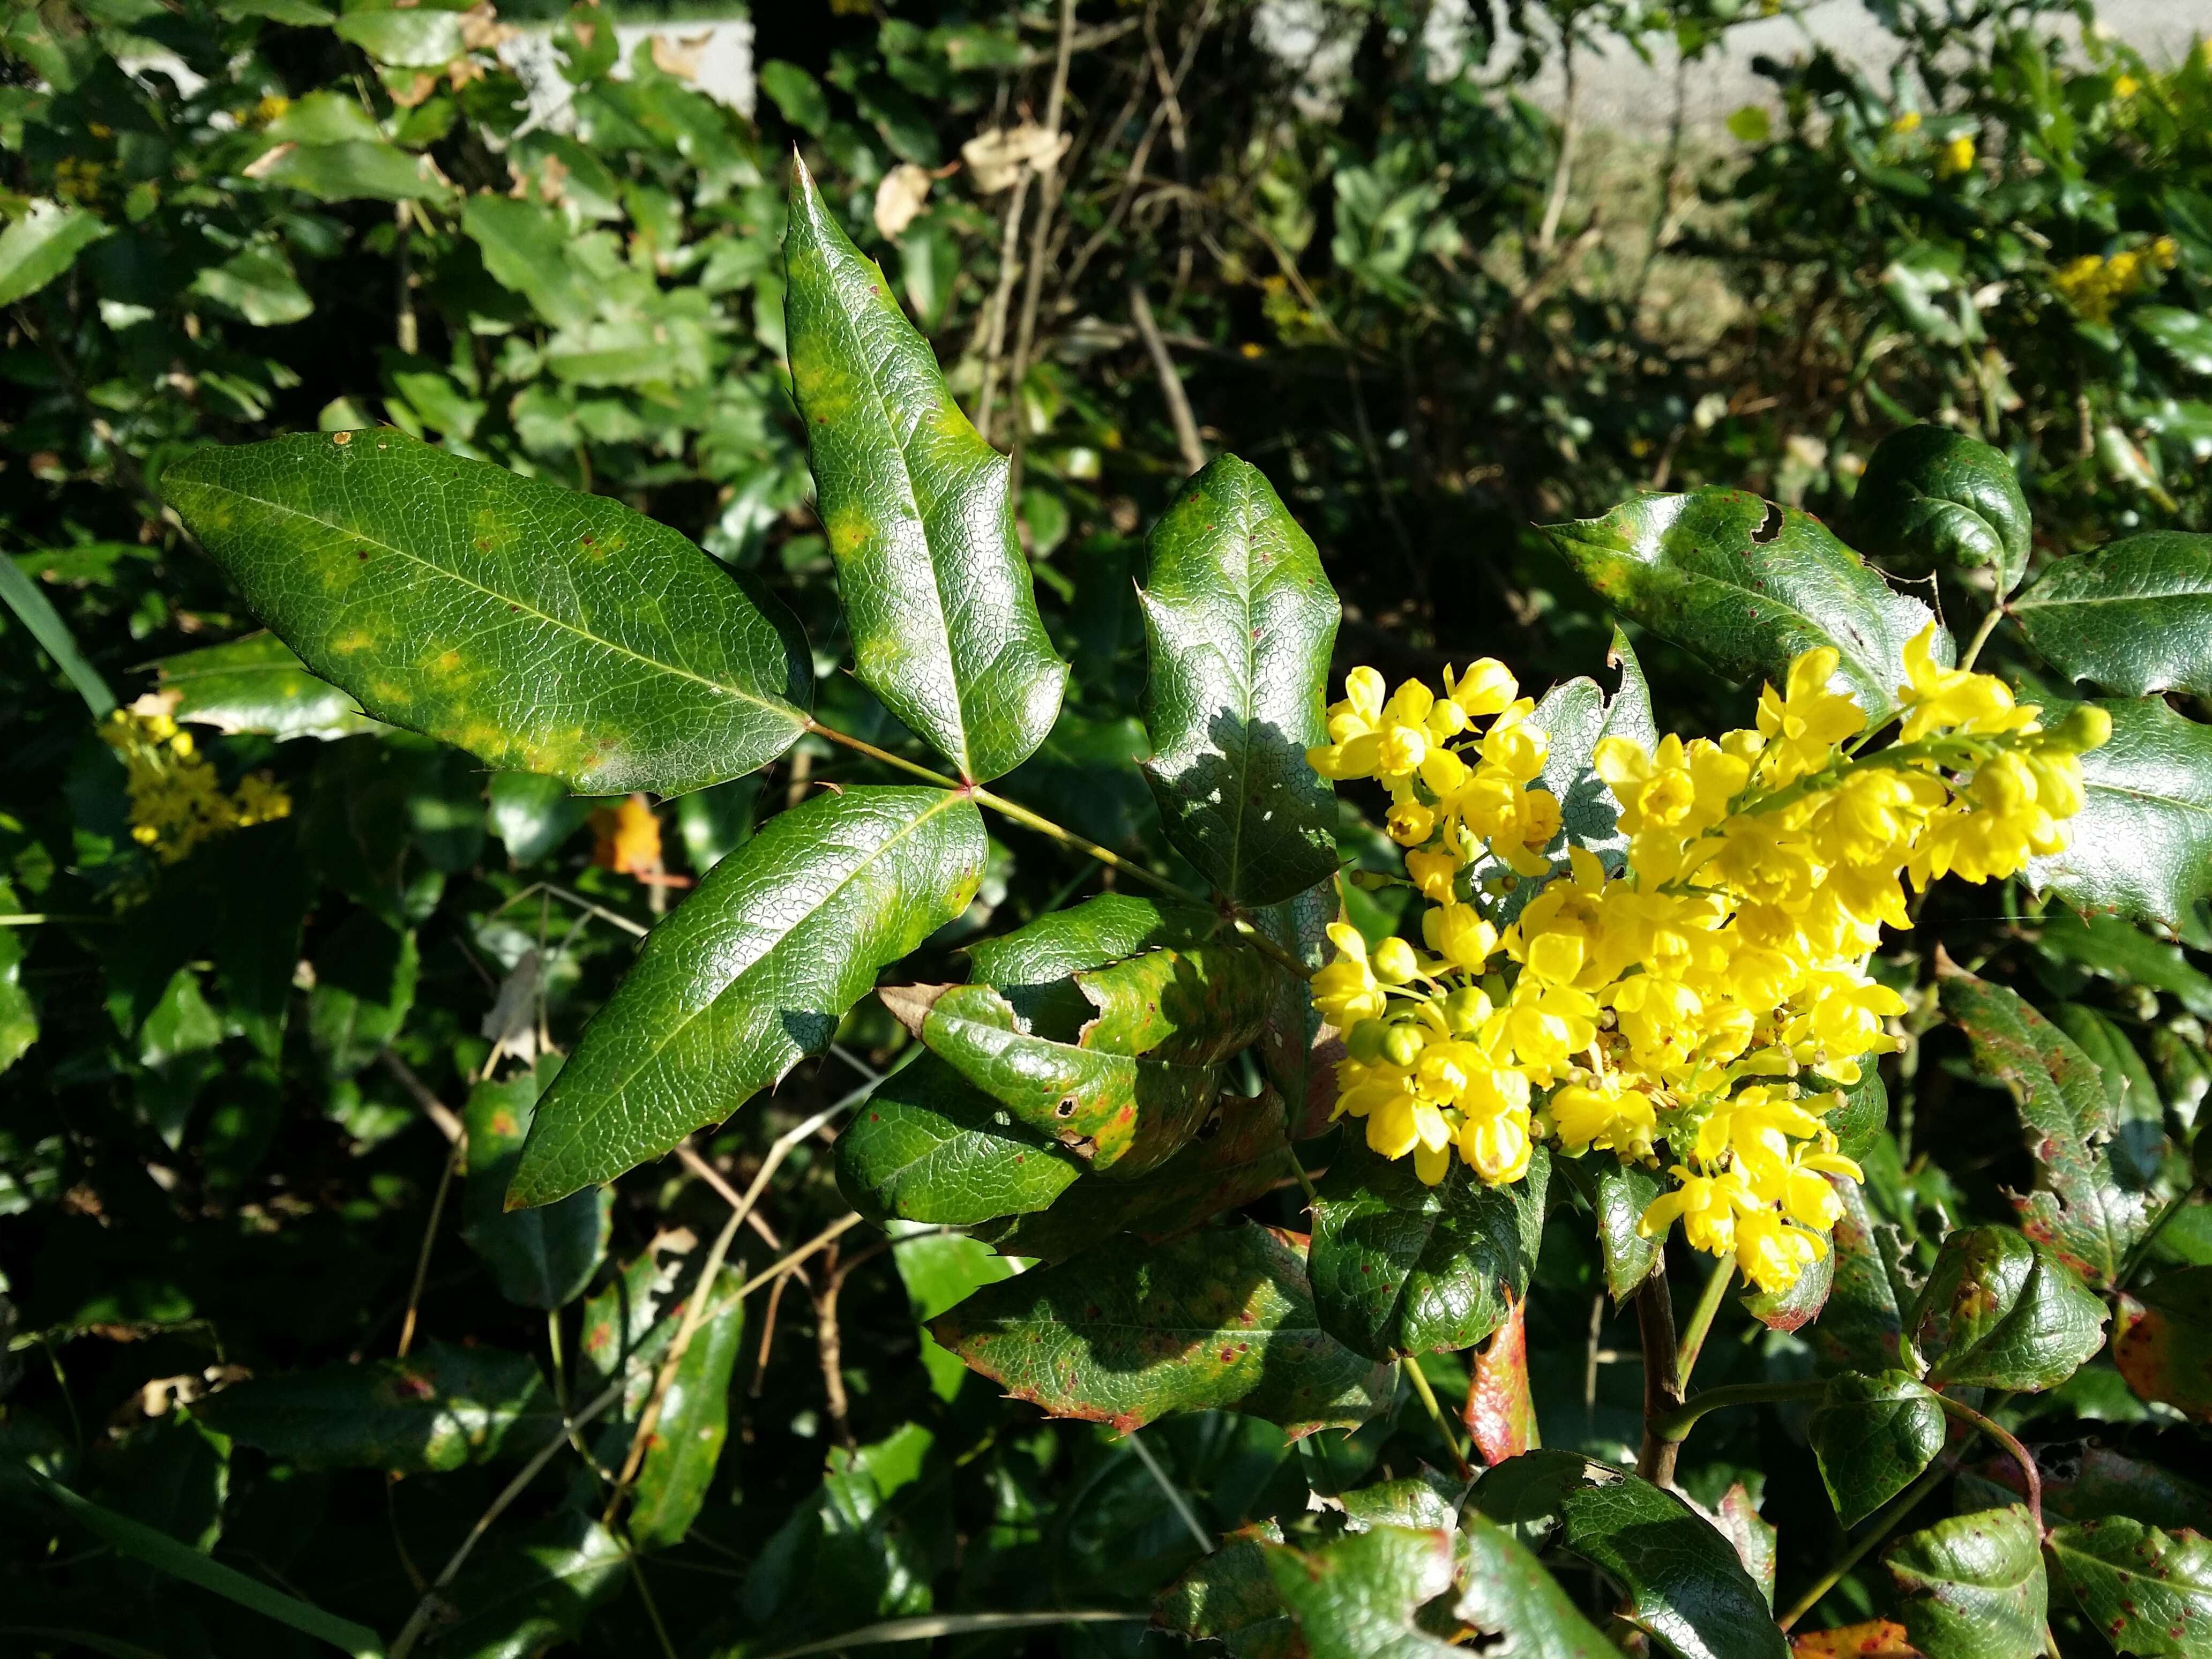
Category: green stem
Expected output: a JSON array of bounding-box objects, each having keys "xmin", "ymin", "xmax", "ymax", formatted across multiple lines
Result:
[
  {"xmin": 1957, "ymin": 603, "xmax": 2006, "ymax": 672},
  {"xmin": 1932, "ymin": 1393, "xmax": 2041, "ymax": 1534},
  {"xmin": 1649, "ymin": 1378, "xmax": 1827, "ymax": 1445},
  {"xmin": 1400, "ymin": 1357, "xmax": 1472, "ymax": 1481},
  {"xmin": 804, "ymin": 719, "xmax": 1316, "ymax": 980},
  {"xmin": 1776, "ymin": 1457, "xmax": 1947, "ymax": 1632},
  {"xmin": 1674, "ymin": 1258, "xmax": 1735, "ymax": 1388}
]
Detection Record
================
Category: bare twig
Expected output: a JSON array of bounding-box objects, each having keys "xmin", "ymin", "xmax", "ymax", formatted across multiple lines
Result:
[
  {"xmin": 1006, "ymin": 0, "xmax": 1080, "ymax": 504},
  {"xmin": 378, "ymin": 1049, "xmax": 466, "ymax": 1145},
  {"xmin": 812, "ymin": 1242, "xmax": 857, "ymax": 1449},
  {"xmin": 1634, "ymin": 1261, "xmax": 1684, "ymax": 1488},
  {"xmin": 1536, "ymin": 22, "xmax": 1580, "ymax": 257},
  {"xmin": 1129, "ymin": 282, "xmax": 1206, "ymax": 475},
  {"xmin": 397, "ymin": 1137, "xmax": 466, "ymax": 1359},
  {"xmin": 975, "ymin": 168, "xmax": 1034, "ymax": 444}
]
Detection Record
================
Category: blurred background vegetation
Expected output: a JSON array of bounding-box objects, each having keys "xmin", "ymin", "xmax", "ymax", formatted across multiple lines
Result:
[{"xmin": 5, "ymin": 1, "xmax": 2212, "ymax": 1654}]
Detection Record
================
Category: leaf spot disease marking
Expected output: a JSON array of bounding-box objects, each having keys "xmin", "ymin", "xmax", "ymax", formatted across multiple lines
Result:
[{"xmin": 332, "ymin": 431, "xmax": 350, "ymax": 446}]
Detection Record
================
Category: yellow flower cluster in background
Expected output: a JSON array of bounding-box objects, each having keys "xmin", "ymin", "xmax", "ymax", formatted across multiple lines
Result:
[
  {"xmin": 102, "ymin": 706, "xmax": 290, "ymax": 865},
  {"xmin": 2054, "ymin": 237, "xmax": 2179, "ymax": 324},
  {"xmin": 1305, "ymin": 626, "xmax": 2108, "ymax": 1294}
]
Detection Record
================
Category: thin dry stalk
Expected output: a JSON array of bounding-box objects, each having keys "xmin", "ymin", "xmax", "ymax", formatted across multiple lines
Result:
[{"xmin": 1129, "ymin": 282, "xmax": 1205, "ymax": 475}]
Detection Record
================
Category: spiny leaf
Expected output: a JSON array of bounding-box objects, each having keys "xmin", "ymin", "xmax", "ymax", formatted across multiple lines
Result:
[
  {"xmin": 1807, "ymin": 1371, "xmax": 1945, "ymax": 1527},
  {"xmin": 1939, "ymin": 965, "xmax": 2155, "ymax": 1288},
  {"xmin": 926, "ymin": 1220, "xmax": 1392, "ymax": 1436},
  {"xmin": 512, "ymin": 786, "xmax": 986, "ymax": 1205},
  {"xmin": 1852, "ymin": 423, "xmax": 2031, "ymax": 594},
  {"xmin": 1906, "ymin": 1224, "xmax": 2108, "ymax": 1392},
  {"xmin": 2012, "ymin": 532, "xmax": 2212, "ymax": 699},
  {"xmin": 162, "ymin": 429, "xmax": 812, "ymax": 795},
  {"xmin": 895, "ymin": 980, "xmax": 1219, "ymax": 1178},
  {"xmin": 1455, "ymin": 1508, "xmax": 1617, "ymax": 1656},
  {"xmin": 1139, "ymin": 454, "xmax": 1342, "ymax": 905},
  {"xmin": 1543, "ymin": 486, "xmax": 1942, "ymax": 722},
  {"xmin": 782, "ymin": 158, "xmax": 1066, "ymax": 782},
  {"xmin": 1885, "ymin": 1505, "xmax": 2048, "ymax": 1659}
]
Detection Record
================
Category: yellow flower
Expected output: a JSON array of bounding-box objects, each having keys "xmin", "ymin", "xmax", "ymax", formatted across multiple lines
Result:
[
  {"xmin": 1549, "ymin": 1080, "xmax": 1657, "ymax": 1160},
  {"xmin": 1733, "ymin": 1209, "xmax": 1828, "ymax": 1294},
  {"xmin": 1456, "ymin": 1096, "xmax": 1533, "ymax": 1184},
  {"xmin": 1936, "ymin": 133, "xmax": 1976, "ymax": 178},
  {"xmin": 1756, "ymin": 647, "xmax": 1864, "ymax": 786},
  {"xmin": 1640, "ymin": 1168, "xmax": 1756, "ymax": 1255},
  {"xmin": 1892, "ymin": 109, "xmax": 1922, "ymax": 134},
  {"xmin": 1313, "ymin": 923, "xmax": 1387, "ymax": 1026},
  {"xmin": 1423, "ymin": 902, "xmax": 1498, "ymax": 972},
  {"xmin": 1404, "ymin": 848, "xmax": 1460, "ymax": 901},
  {"xmin": 2114, "ymin": 74, "xmax": 2140, "ymax": 99}
]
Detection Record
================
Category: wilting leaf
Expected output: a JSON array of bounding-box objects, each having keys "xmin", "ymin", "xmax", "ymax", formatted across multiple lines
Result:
[
  {"xmin": 783, "ymin": 158, "xmax": 1066, "ymax": 782},
  {"xmin": 513, "ymin": 786, "xmax": 985, "ymax": 1205},
  {"xmin": 1138, "ymin": 454, "xmax": 1341, "ymax": 906},
  {"xmin": 927, "ymin": 1221, "xmax": 1391, "ymax": 1436},
  {"xmin": 163, "ymin": 429, "xmax": 813, "ymax": 796}
]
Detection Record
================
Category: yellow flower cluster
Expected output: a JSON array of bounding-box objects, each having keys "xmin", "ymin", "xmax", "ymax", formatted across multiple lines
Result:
[
  {"xmin": 1305, "ymin": 625, "xmax": 2109, "ymax": 1294},
  {"xmin": 102, "ymin": 707, "xmax": 291, "ymax": 864},
  {"xmin": 2054, "ymin": 237, "xmax": 2179, "ymax": 324},
  {"xmin": 1935, "ymin": 133, "xmax": 1977, "ymax": 179}
]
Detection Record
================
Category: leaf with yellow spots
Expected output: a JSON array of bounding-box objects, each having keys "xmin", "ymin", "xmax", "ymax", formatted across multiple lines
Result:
[
  {"xmin": 783, "ymin": 158, "xmax": 1067, "ymax": 782},
  {"xmin": 163, "ymin": 429, "xmax": 812, "ymax": 796}
]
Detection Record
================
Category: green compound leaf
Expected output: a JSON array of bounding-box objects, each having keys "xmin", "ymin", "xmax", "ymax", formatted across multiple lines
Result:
[
  {"xmin": 1886, "ymin": 1505, "xmax": 2048, "ymax": 1659},
  {"xmin": 834, "ymin": 1052, "xmax": 1083, "ymax": 1227},
  {"xmin": 1906, "ymin": 1225, "xmax": 2109, "ymax": 1392},
  {"xmin": 432, "ymin": 1511, "xmax": 629, "ymax": 1659},
  {"xmin": 1261, "ymin": 1526, "xmax": 1461, "ymax": 1657},
  {"xmin": 462, "ymin": 1062, "xmax": 611, "ymax": 1310},
  {"xmin": 1543, "ymin": 486, "xmax": 1942, "ymax": 722},
  {"xmin": 894, "ymin": 981, "xmax": 1220, "ymax": 1178},
  {"xmin": 925, "ymin": 1220, "xmax": 1392, "ymax": 1436},
  {"xmin": 162, "ymin": 429, "xmax": 812, "ymax": 796},
  {"xmin": 2013, "ymin": 533, "xmax": 2212, "ymax": 700},
  {"xmin": 2116, "ymin": 1266, "xmax": 2212, "ymax": 1420},
  {"xmin": 2046, "ymin": 1518, "xmax": 2212, "ymax": 1656},
  {"xmin": 1807, "ymin": 1371, "xmax": 1945, "ymax": 1527},
  {"xmin": 1307, "ymin": 1139, "xmax": 1550, "ymax": 1361},
  {"xmin": 782, "ymin": 159, "xmax": 1066, "ymax": 783},
  {"xmin": 2019, "ymin": 689, "xmax": 2212, "ymax": 950},
  {"xmin": 1852, "ymin": 423, "xmax": 2032, "ymax": 594},
  {"xmin": 1554, "ymin": 1463, "xmax": 1788, "ymax": 1659},
  {"xmin": 987, "ymin": 1085, "xmax": 1297, "ymax": 1260},
  {"xmin": 1455, "ymin": 1508, "xmax": 1617, "ymax": 1657},
  {"xmin": 1939, "ymin": 967, "xmax": 2155, "ymax": 1289},
  {"xmin": 627, "ymin": 1293, "xmax": 744, "ymax": 1551},
  {"xmin": 1138, "ymin": 454, "xmax": 1341, "ymax": 906},
  {"xmin": 154, "ymin": 632, "xmax": 377, "ymax": 742},
  {"xmin": 513, "ymin": 786, "xmax": 987, "ymax": 1206},
  {"xmin": 193, "ymin": 1341, "xmax": 557, "ymax": 1473}
]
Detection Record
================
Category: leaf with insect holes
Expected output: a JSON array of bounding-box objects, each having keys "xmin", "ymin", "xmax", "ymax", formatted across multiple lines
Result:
[
  {"xmin": 162, "ymin": 429, "xmax": 812, "ymax": 795},
  {"xmin": 1543, "ymin": 487, "xmax": 1943, "ymax": 721},
  {"xmin": 1139, "ymin": 455, "xmax": 1341, "ymax": 905},
  {"xmin": 926, "ymin": 1220, "xmax": 1391, "ymax": 1436},
  {"xmin": 782, "ymin": 158, "xmax": 1066, "ymax": 782},
  {"xmin": 511, "ymin": 786, "xmax": 986, "ymax": 1206}
]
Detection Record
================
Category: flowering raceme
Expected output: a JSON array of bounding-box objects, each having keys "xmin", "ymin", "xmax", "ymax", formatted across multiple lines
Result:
[
  {"xmin": 1304, "ymin": 626, "xmax": 2108, "ymax": 1294},
  {"xmin": 101, "ymin": 706, "xmax": 292, "ymax": 865}
]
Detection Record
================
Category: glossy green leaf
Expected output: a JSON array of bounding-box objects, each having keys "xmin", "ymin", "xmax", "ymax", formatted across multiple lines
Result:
[
  {"xmin": 1556, "ymin": 1464, "xmax": 1788, "ymax": 1659},
  {"xmin": 305, "ymin": 911, "xmax": 417, "ymax": 1078},
  {"xmin": 0, "ymin": 891, "xmax": 35, "ymax": 1077},
  {"xmin": 1543, "ymin": 486, "xmax": 1942, "ymax": 721},
  {"xmin": 895, "ymin": 981, "xmax": 1219, "ymax": 1178},
  {"xmin": 461, "ymin": 196, "xmax": 600, "ymax": 329},
  {"xmin": 0, "ymin": 198, "xmax": 111, "ymax": 307},
  {"xmin": 834, "ymin": 1052, "xmax": 1082, "ymax": 1227},
  {"xmin": 1307, "ymin": 1139, "xmax": 1549, "ymax": 1360},
  {"xmin": 987, "ymin": 1085, "xmax": 1296, "ymax": 1260},
  {"xmin": 1137, "ymin": 454, "xmax": 1341, "ymax": 905},
  {"xmin": 431, "ymin": 1511, "xmax": 628, "ymax": 1659},
  {"xmin": 2046, "ymin": 1518, "xmax": 2212, "ymax": 1656},
  {"xmin": 742, "ymin": 1426, "xmax": 937, "ymax": 1637},
  {"xmin": 462, "ymin": 1063, "xmax": 611, "ymax": 1310},
  {"xmin": 1511, "ymin": 629, "xmax": 1658, "ymax": 888},
  {"xmin": 1851, "ymin": 424, "xmax": 2031, "ymax": 593},
  {"xmin": 193, "ymin": 1341, "xmax": 557, "ymax": 1473},
  {"xmin": 1455, "ymin": 1508, "xmax": 1617, "ymax": 1657},
  {"xmin": 1075, "ymin": 944, "xmax": 1272, "ymax": 1064},
  {"xmin": 965, "ymin": 893, "xmax": 1222, "ymax": 986},
  {"xmin": 2116, "ymin": 1266, "xmax": 2212, "ymax": 1419},
  {"xmin": 514, "ymin": 786, "xmax": 985, "ymax": 1205},
  {"xmin": 2036, "ymin": 910, "xmax": 2212, "ymax": 1021},
  {"xmin": 332, "ymin": 8, "xmax": 462, "ymax": 66},
  {"xmin": 1906, "ymin": 1225, "xmax": 2108, "ymax": 1392},
  {"xmin": 926, "ymin": 1220, "xmax": 1392, "ymax": 1435},
  {"xmin": 627, "ymin": 1292, "xmax": 743, "ymax": 1550},
  {"xmin": 162, "ymin": 429, "xmax": 813, "ymax": 796},
  {"xmin": 1807, "ymin": 1371, "xmax": 1945, "ymax": 1526},
  {"xmin": 1157, "ymin": 1526, "xmax": 1299, "ymax": 1659},
  {"xmin": 783, "ymin": 159, "xmax": 1067, "ymax": 782},
  {"xmin": 1261, "ymin": 1526, "xmax": 1459, "ymax": 1657},
  {"xmin": 256, "ymin": 140, "xmax": 452, "ymax": 204},
  {"xmin": 1252, "ymin": 880, "xmax": 1341, "ymax": 1137},
  {"xmin": 2021, "ymin": 691, "xmax": 2212, "ymax": 950},
  {"xmin": 2039, "ymin": 1447, "xmax": 2212, "ymax": 1535},
  {"xmin": 2136, "ymin": 307, "xmax": 2212, "ymax": 377},
  {"xmin": 190, "ymin": 241, "xmax": 312, "ymax": 326},
  {"xmin": 1939, "ymin": 967, "xmax": 2154, "ymax": 1287},
  {"xmin": 577, "ymin": 1244, "xmax": 674, "ymax": 1400},
  {"xmin": 1811, "ymin": 1174, "xmax": 1914, "ymax": 1375},
  {"xmin": 2013, "ymin": 533, "xmax": 2212, "ymax": 699},
  {"xmin": 1885, "ymin": 1505, "xmax": 2047, "ymax": 1659},
  {"xmin": 1566, "ymin": 1154, "xmax": 1664, "ymax": 1305},
  {"xmin": 892, "ymin": 1223, "xmax": 1018, "ymax": 1401},
  {"xmin": 1741, "ymin": 1230, "xmax": 1835, "ymax": 1334},
  {"xmin": 2051, "ymin": 1005, "xmax": 2170, "ymax": 1192},
  {"xmin": 155, "ymin": 632, "xmax": 376, "ymax": 742}
]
